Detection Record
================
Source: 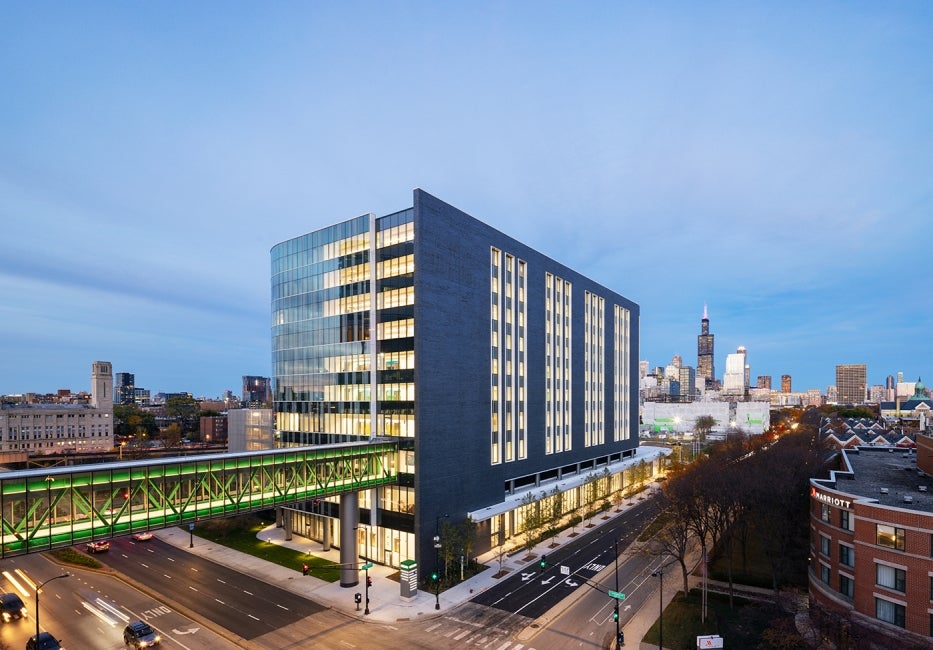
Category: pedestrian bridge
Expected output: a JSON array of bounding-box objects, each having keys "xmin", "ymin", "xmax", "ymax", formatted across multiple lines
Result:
[{"xmin": 0, "ymin": 441, "xmax": 398, "ymax": 557}]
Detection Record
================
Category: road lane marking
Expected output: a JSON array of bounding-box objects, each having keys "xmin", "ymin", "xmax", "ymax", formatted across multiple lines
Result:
[
  {"xmin": 425, "ymin": 622, "xmax": 442, "ymax": 632},
  {"xmin": 248, "ymin": 614, "xmax": 260, "ymax": 621},
  {"xmin": 276, "ymin": 603, "xmax": 289, "ymax": 610},
  {"xmin": 453, "ymin": 629, "xmax": 470, "ymax": 640},
  {"xmin": 243, "ymin": 590, "xmax": 253, "ymax": 595},
  {"xmin": 215, "ymin": 598, "xmax": 225, "ymax": 605},
  {"xmin": 188, "ymin": 586, "xmax": 198, "ymax": 592}
]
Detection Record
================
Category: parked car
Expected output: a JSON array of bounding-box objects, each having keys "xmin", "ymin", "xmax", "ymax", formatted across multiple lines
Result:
[
  {"xmin": 0, "ymin": 592, "xmax": 27, "ymax": 622},
  {"xmin": 26, "ymin": 631, "xmax": 62, "ymax": 650},
  {"xmin": 123, "ymin": 620, "xmax": 160, "ymax": 648},
  {"xmin": 131, "ymin": 532, "xmax": 153, "ymax": 542},
  {"xmin": 86, "ymin": 540, "xmax": 110, "ymax": 553}
]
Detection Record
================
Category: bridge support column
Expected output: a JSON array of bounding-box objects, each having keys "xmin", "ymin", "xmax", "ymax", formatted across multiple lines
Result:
[
  {"xmin": 322, "ymin": 518, "xmax": 331, "ymax": 551},
  {"xmin": 339, "ymin": 492, "xmax": 360, "ymax": 587},
  {"xmin": 283, "ymin": 508, "xmax": 293, "ymax": 541}
]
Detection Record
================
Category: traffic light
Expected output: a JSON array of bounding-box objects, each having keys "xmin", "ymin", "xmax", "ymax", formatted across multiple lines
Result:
[
  {"xmin": 354, "ymin": 592, "xmax": 362, "ymax": 604},
  {"xmin": 613, "ymin": 606, "xmax": 619, "ymax": 621},
  {"xmin": 431, "ymin": 571, "xmax": 438, "ymax": 582},
  {"xmin": 617, "ymin": 630, "xmax": 624, "ymax": 646},
  {"xmin": 539, "ymin": 555, "xmax": 547, "ymax": 572},
  {"xmin": 366, "ymin": 576, "xmax": 373, "ymax": 588}
]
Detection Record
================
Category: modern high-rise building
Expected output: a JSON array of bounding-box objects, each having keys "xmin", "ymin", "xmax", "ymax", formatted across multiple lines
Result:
[
  {"xmin": 697, "ymin": 305, "xmax": 715, "ymax": 388},
  {"xmin": 757, "ymin": 375, "xmax": 772, "ymax": 390},
  {"xmin": 270, "ymin": 190, "xmax": 643, "ymax": 570},
  {"xmin": 781, "ymin": 374, "xmax": 792, "ymax": 393},
  {"xmin": 241, "ymin": 375, "xmax": 272, "ymax": 407},
  {"xmin": 678, "ymin": 366, "xmax": 697, "ymax": 400},
  {"xmin": 723, "ymin": 346, "xmax": 748, "ymax": 396},
  {"xmin": 115, "ymin": 372, "xmax": 135, "ymax": 405},
  {"xmin": 835, "ymin": 364, "xmax": 867, "ymax": 404}
]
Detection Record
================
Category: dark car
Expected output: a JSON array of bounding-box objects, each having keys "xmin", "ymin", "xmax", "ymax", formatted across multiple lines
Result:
[
  {"xmin": 86, "ymin": 540, "xmax": 110, "ymax": 553},
  {"xmin": 123, "ymin": 620, "xmax": 160, "ymax": 648},
  {"xmin": 0, "ymin": 592, "xmax": 27, "ymax": 622},
  {"xmin": 25, "ymin": 632, "xmax": 62, "ymax": 650}
]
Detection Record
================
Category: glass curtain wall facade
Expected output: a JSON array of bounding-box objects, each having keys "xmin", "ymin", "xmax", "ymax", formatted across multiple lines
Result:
[{"xmin": 271, "ymin": 209, "xmax": 416, "ymax": 568}]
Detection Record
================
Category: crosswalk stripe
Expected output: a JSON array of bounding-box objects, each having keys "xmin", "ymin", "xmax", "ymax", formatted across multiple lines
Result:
[
  {"xmin": 426, "ymin": 622, "xmax": 442, "ymax": 633},
  {"xmin": 453, "ymin": 629, "xmax": 471, "ymax": 640}
]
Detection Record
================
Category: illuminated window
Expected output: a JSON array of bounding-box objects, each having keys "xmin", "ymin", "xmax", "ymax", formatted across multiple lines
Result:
[{"xmin": 876, "ymin": 524, "xmax": 905, "ymax": 551}]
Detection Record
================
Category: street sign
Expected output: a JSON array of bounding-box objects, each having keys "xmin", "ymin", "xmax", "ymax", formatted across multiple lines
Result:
[
  {"xmin": 560, "ymin": 565, "xmax": 570, "ymax": 575},
  {"xmin": 608, "ymin": 590, "xmax": 626, "ymax": 600},
  {"xmin": 697, "ymin": 635, "xmax": 723, "ymax": 648},
  {"xmin": 361, "ymin": 562, "xmax": 374, "ymax": 570}
]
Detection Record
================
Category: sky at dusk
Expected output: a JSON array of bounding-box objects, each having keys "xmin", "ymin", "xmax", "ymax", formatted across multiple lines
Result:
[{"xmin": 2, "ymin": 2, "xmax": 931, "ymax": 398}]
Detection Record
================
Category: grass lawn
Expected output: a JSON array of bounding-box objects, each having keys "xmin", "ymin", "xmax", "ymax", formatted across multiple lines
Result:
[
  {"xmin": 194, "ymin": 514, "xmax": 342, "ymax": 582},
  {"xmin": 642, "ymin": 589, "xmax": 803, "ymax": 650}
]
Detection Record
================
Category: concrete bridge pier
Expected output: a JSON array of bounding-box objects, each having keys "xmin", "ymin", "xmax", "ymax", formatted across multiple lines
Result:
[{"xmin": 339, "ymin": 491, "xmax": 360, "ymax": 587}]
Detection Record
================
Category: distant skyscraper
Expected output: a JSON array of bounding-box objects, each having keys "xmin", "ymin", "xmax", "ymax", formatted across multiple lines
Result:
[
  {"xmin": 679, "ymin": 366, "xmax": 696, "ymax": 400},
  {"xmin": 242, "ymin": 376, "xmax": 271, "ymax": 407},
  {"xmin": 723, "ymin": 346, "xmax": 748, "ymax": 396},
  {"xmin": 781, "ymin": 374, "xmax": 792, "ymax": 393},
  {"xmin": 757, "ymin": 375, "xmax": 772, "ymax": 390},
  {"xmin": 835, "ymin": 364, "xmax": 867, "ymax": 404},
  {"xmin": 115, "ymin": 372, "xmax": 135, "ymax": 405},
  {"xmin": 697, "ymin": 305, "xmax": 715, "ymax": 388}
]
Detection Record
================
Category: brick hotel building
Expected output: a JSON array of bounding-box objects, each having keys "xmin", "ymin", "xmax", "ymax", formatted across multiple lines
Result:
[
  {"xmin": 809, "ymin": 437, "xmax": 933, "ymax": 647},
  {"xmin": 270, "ymin": 190, "xmax": 646, "ymax": 571}
]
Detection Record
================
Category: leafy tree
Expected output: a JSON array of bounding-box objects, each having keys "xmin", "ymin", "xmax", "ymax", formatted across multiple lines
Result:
[
  {"xmin": 520, "ymin": 491, "xmax": 542, "ymax": 553},
  {"xmin": 165, "ymin": 395, "xmax": 199, "ymax": 433},
  {"xmin": 694, "ymin": 415, "xmax": 716, "ymax": 442},
  {"xmin": 545, "ymin": 486, "xmax": 563, "ymax": 545},
  {"xmin": 162, "ymin": 422, "xmax": 183, "ymax": 448}
]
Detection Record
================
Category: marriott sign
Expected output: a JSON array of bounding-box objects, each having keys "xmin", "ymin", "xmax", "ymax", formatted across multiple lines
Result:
[{"xmin": 811, "ymin": 486, "xmax": 851, "ymax": 510}]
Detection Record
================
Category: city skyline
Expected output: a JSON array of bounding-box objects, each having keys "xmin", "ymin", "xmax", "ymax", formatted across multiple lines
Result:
[{"xmin": 2, "ymin": 3, "xmax": 932, "ymax": 396}]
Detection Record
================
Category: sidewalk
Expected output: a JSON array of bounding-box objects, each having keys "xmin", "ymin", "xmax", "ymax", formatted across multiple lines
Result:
[{"xmin": 154, "ymin": 484, "xmax": 671, "ymax": 646}]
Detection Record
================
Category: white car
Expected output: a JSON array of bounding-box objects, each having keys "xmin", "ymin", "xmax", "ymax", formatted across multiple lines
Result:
[{"xmin": 132, "ymin": 532, "xmax": 154, "ymax": 542}]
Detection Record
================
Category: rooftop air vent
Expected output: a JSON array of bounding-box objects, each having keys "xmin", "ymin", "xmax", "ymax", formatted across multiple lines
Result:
[
  {"xmin": 880, "ymin": 487, "xmax": 889, "ymax": 494},
  {"xmin": 904, "ymin": 495, "xmax": 914, "ymax": 504},
  {"xmin": 919, "ymin": 486, "xmax": 928, "ymax": 492}
]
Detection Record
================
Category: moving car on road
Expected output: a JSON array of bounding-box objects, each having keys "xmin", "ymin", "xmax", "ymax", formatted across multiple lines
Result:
[
  {"xmin": 26, "ymin": 631, "xmax": 62, "ymax": 650},
  {"xmin": 123, "ymin": 620, "xmax": 160, "ymax": 648},
  {"xmin": 86, "ymin": 540, "xmax": 110, "ymax": 553},
  {"xmin": 131, "ymin": 532, "xmax": 153, "ymax": 542},
  {"xmin": 0, "ymin": 592, "xmax": 27, "ymax": 622}
]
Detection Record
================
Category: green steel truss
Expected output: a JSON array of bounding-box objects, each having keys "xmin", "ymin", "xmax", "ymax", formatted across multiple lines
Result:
[{"xmin": 0, "ymin": 442, "xmax": 398, "ymax": 557}]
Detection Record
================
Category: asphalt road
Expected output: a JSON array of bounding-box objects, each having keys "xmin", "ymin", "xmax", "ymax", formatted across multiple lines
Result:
[
  {"xmin": 93, "ymin": 536, "xmax": 326, "ymax": 642},
  {"xmin": 471, "ymin": 498, "xmax": 658, "ymax": 618},
  {"xmin": 0, "ymin": 551, "xmax": 236, "ymax": 649}
]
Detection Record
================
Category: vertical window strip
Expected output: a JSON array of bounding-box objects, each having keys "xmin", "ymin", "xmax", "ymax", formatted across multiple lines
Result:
[
  {"xmin": 517, "ymin": 259, "xmax": 527, "ymax": 460},
  {"xmin": 490, "ymin": 248, "xmax": 502, "ymax": 465},
  {"xmin": 504, "ymin": 254, "xmax": 514, "ymax": 462},
  {"xmin": 562, "ymin": 280, "xmax": 572, "ymax": 452}
]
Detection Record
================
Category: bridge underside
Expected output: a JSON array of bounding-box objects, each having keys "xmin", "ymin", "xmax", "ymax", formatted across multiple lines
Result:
[{"xmin": 0, "ymin": 442, "xmax": 397, "ymax": 558}]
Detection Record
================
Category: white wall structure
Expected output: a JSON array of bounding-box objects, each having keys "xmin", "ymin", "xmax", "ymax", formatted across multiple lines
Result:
[
  {"xmin": 641, "ymin": 400, "xmax": 770, "ymax": 435},
  {"xmin": 227, "ymin": 408, "xmax": 274, "ymax": 452}
]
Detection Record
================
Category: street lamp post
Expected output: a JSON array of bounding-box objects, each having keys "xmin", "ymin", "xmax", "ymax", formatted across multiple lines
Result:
[
  {"xmin": 434, "ymin": 513, "xmax": 448, "ymax": 610},
  {"xmin": 35, "ymin": 573, "xmax": 70, "ymax": 639},
  {"xmin": 614, "ymin": 538, "xmax": 622, "ymax": 649},
  {"xmin": 356, "ymin": 524, "xmax": 371, "ymax": 615},
  {"xmin": 651, "ymin": 566, "xmax": 664, "ymax": 650}
]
